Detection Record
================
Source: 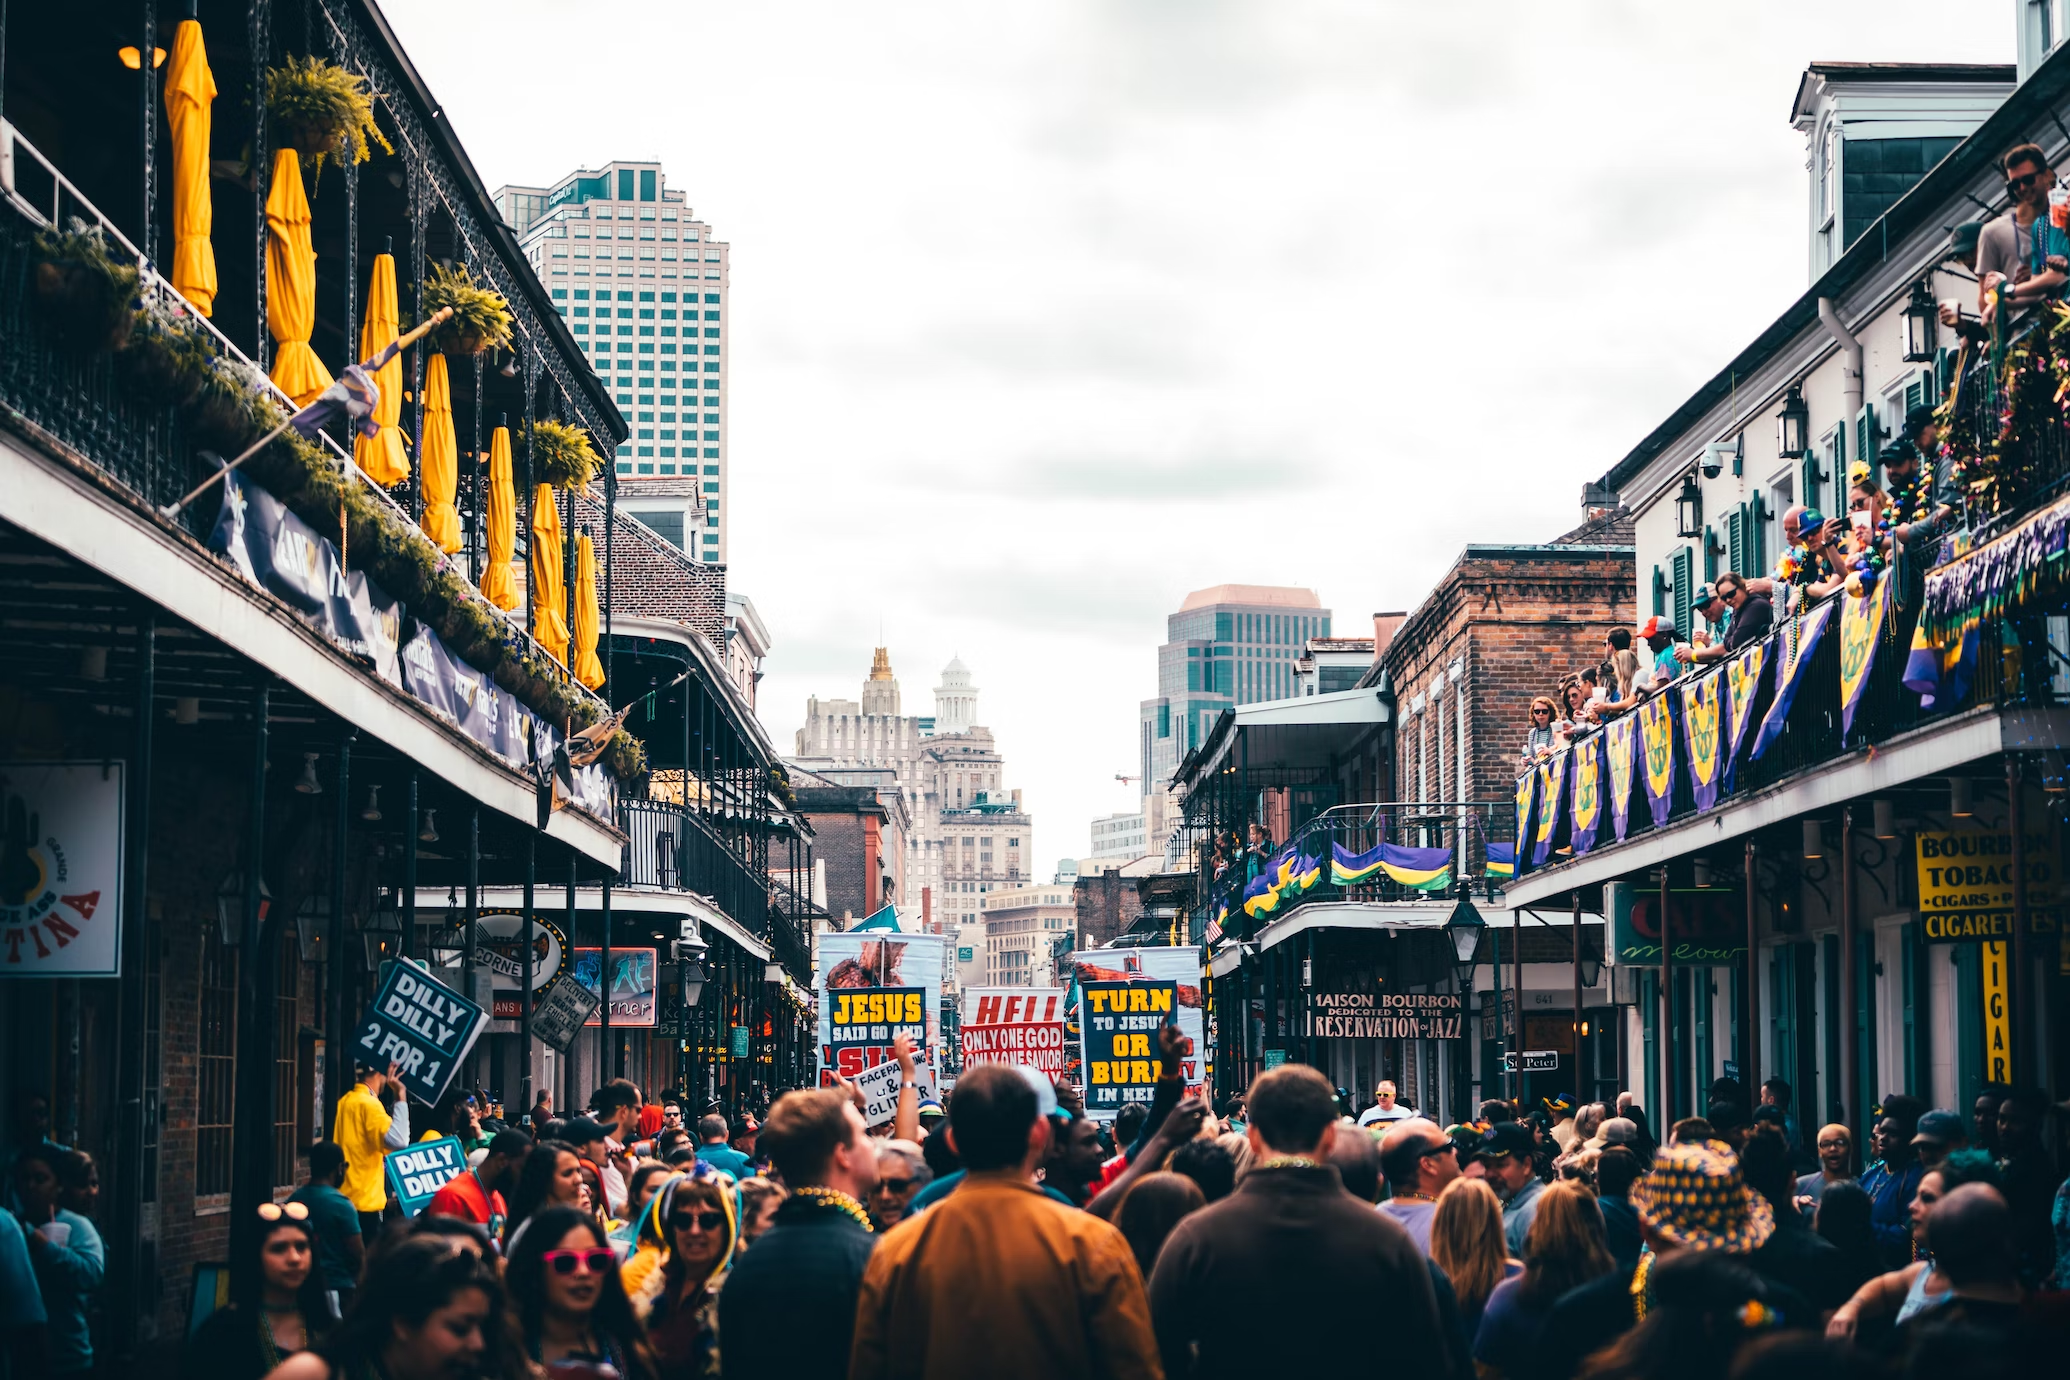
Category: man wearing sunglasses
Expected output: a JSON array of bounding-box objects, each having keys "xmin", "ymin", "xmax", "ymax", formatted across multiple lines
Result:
[
  {"xmin": 1977, "ymin": 143, "xmax": 2070, "ymax": 323},
  {"xmin": 1376, "ymin": 1119, "xmax": 1461, "ymax": 1254}
]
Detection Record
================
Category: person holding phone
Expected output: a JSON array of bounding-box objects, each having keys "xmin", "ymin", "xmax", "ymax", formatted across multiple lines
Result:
[{"xmin": 504, "ymin": 1205, "xmax": 657, "ymax": 1380}]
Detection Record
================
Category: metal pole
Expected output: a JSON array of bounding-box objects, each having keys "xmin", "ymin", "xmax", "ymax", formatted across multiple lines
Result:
[
  {"xmin": 230, "ymin": 683, "xmax": 271, "ymax": 1263},
  {"xmin": 470, "ymin": 353, "xmax": 483, "ymax": 584},
  {"xmin": 1744, "ymin": 840, "xmax": 1760, "ymax": 1104},
  {"xmin": 329, "ymin": 730, "xmax": 353, "ymax": 1138},
  {"xmin": 522, "ymin": 833, "xmax": 535, "ymax": 1114},
  {"xmin": 403, "ymin": 772, "xmax": 418, "ymax": 960},
  {"xmin": 2006, "ymin": 758, "xmax": 2030, "ymax": 1086},
  {"xmin": 1839, "ymin": 809, "xmax": 1858, "ymax": 1135},
  {"xmin": 465, "ymin": 806, "xmax": 479, "ymax": 1086},
  {"xmin": 565, "ymin": 851, "xmax": 577, "ymax": 1098},
  {"xmin": 249, "ymin": 0, "xmax": 268, "ymax": 370},
  {"xmin": 602, "ymin": 878, "xmax": 616, "ymax": 1078},
  {"xmin": 139, "ymin": 0, "xmax": 157, "ymax": 268},
  {"xmin": 1512, "ymin": 906, "xmax": 1525, "ymax": 1108},
  {"xmin": 1571, "ymin": 890, "xmax": 1584, "ymax": 1101},
  {"xmin": 108, "ymin": 614, "xmax": 154, "ymax": 1363},
  {"xmin": 1658, "ymin": 867, "xmax": 1674, "ymax": 1124}
]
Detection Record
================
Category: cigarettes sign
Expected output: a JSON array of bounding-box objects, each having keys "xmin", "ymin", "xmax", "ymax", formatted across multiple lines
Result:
[
  {"xmin": 352, "ymin": 961, "xmax": 489, "ymax": 1106},
  {"xmin": 960, "ymin": 987, "xmax": 1066, "ymax": 1077},
  {"xmin": 1914, "ymin": 829, "xmax": 2062, "ymax": 942}
]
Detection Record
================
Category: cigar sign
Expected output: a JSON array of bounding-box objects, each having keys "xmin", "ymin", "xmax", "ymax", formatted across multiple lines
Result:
[
  {"xmin": 0, "ymin": 764, "xmax": 124, "ymax": 978},
  {"xmin": 1914, "ymin": 829, "xmax": 2062, "ymax": 942}
]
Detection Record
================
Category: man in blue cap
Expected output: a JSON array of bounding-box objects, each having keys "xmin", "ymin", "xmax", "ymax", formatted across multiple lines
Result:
[
  {"xmin": 1911, "ymin": 1108, "xmax": 1968, "ymax": 1172},
  {"xmin": 1479, "ymin": 1123, "xmax": 1545, "ymax": 1253}
]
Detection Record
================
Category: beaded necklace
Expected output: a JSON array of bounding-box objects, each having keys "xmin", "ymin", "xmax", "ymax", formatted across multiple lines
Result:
[
  {"xmin": 1387, "ymin": 1190, "xmax": 1439, "ymax": 1204},
  {"xmin": 1254, "ymin": 1155, "xmax": 1321, "ymax": 1172},
  {"xmin": 257, "ymin": 1305, "xmax": 304, "ymax": 1373},
  {"xmin": 791, "ymin": 1186, "xmax": 873, "ymax": 1232},
  {"xmin": 1629, "ymin": 1249, "xmax": 1656, "ymax": 1321}
]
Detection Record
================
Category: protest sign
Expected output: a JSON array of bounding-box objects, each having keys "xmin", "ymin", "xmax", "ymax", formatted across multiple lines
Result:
[
  {"xmin": 850, "ymin": 1057, "xmax": 941, "ymax": 1129},
  {"xmin": 960, "ymin": 986, "xmax": 1067, "ymax": 1077},
  {"xmin": 530, "ymin": 976, "xmax": 600, "ymax": 1052},
  {"xmin": 384, "ymin": 1136, "xmax": 467, "ymax": 1216},
  {"xmin": 352, "ymin": 961, "xmax": 488, "ymax": 1105},
  {"xmin": 1068, "ymin": 947, "xmax": 1204, "ymax": 1120},
  {"xmin": 816, "ymin": 929, "xmax": 945, "ymax": 1085}
]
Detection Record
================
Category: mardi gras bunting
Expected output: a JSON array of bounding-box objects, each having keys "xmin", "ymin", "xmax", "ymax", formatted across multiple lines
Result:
[
  {"xmin": 1513, "ymin": 769, "xmax": 1538, "ymax": 875},
  {"xmin": 1485, "ymin": 842, "xmax": 1517, "ymax": 879},
  {"xmin": 1638, "ymin": 693, "xmax": 1677, "ymax": 827},
  {"xmin": 1838, "ymin": 576, "xmax": 1893, "ymax": 735},
  {"xmin": 1904, "ymin": 620, "xmax": 1978, "ymax": 711},
  {"xmin": 1330, "ymin": 840, "xmax": 1387, "ymax": 886},
  {"xmin": 1750, "ymin": 603, "xmax": 1834, "ymax": 760},
  {"xmin": 1679, "ymin": 671, "xmax": 1726, "ymax": 814},
  {"xmin": 1532, "ymin": 750, "xmax": 1569, "ymax": 866},
  {"xmin": 1723, "ymin": 640, "xmax": 1769, "ymax": 791},
  {"xmin": 1605, "ymin": 715, "xmax": 1638, "ymax": 843},
  {"xmin": 1568, "ymin": 732, "xmax": 1604, "ymax": 855},
  {"xmin": 1380, "ymin": 843, "xmax": 1453, "ymax": 891}
]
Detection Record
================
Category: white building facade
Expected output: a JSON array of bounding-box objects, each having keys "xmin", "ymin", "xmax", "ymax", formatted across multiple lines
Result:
[{"xmin": 981, "ymin": 883, "xmax": 1080, "ymax": 987}]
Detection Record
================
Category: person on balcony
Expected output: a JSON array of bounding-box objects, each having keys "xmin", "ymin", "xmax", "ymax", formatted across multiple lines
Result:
[
  {"xmin": 1242, "ymin": 822, "xmax": 1275, "ymax": 881},
  {"xmin": 1631, "ymin": 617, "xmax": 1686, "ymax": 695},
  {"xmin": 1680, "ymin": 573, "xmax": 1772, "ymax": 665},
  {"xmin": 1520, "ymin": 697, "xmax": 1558, "ymax": 764},
  {"xmin": 1977, "ymin": 143, "xmax": 2070, "ymax": 320},
  {"xmin": 1750, "ymin": 506, "xmax": 1848, "ymax": 611},
  {"xmin": 1552, "ymin": 679, "xmax": 1592, "ymax": 745},
  {"xmin": 1886, "ymin": 410, "xmax": 1960, "ymax": 557}
]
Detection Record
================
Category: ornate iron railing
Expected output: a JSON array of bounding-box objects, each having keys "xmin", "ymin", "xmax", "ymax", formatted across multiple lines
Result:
[{"xmin": 620, "ymin": 799, "xmax": 772, "ymax": 940}]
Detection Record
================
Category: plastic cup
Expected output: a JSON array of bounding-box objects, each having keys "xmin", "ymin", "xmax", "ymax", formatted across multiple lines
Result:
[{"xmin": 35, "ymin": 1221, "xmax": 71, "ymax": 1248}]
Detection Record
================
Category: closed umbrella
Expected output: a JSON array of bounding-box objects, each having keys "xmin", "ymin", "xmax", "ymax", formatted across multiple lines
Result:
[
  {"xmin": 420, "ymin": 353, "xmax": 461, "ymax": 552},
  {"xmin": 571, "ymin": 532, "xmax": 604, "ymax": 690},
  {"xmin": 264, "ymin": 148, "xmax": 333, "ymax": 406},
  {"xmin": 164, "ymin": 17, "xmax": 216, "ymax": 315},
  {"xmin": 481, "ymin": 423, "xmax": 518, "ymax": 610},
  {"xmin": 530, "ymin": 482, "xmax": 568, "ymax": 667},
  {"xmin": 354, "ymin": 252, "xmax": 409, "ymax": 485}
]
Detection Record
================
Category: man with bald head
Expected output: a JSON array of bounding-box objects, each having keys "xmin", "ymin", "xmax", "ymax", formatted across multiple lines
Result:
[
  {"xmin": 1902, "ymin": 1183, "xmax": 2026, "ymax": 1343},
  {"xmin": 1376, "ymin": 1118, "xmax": 1461, "ymax": 1254}
]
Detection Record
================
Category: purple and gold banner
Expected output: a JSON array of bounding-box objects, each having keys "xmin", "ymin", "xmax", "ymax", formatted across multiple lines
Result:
[
  {"xmin": 1838, "ymin": 576, "xmax": 1892, "ymax": 735},
  {"xmin": 1723, "ymin": 639, "xmax": 1768, "ymax": 791},
  {"xmin": 1512, "ymin": 767, "xmax": 1538, "ymax": 877},
  {"xmin": 1751, "ymin": 603, "xmax": 1834, "ymax": 760},
  {"xmin": 1532, "ymin": 749, "xmax": 1568, "ymax": 867},
  {"xmin": 1679, "ymin": 670, "xmax": 1726, "ymax": 814},
  {"xmin": 1638, "ymin": 692, "xmax": 1677, "ymax": 828},
  {"xmin": 1605, "ymin": 715, "xmax": 1638, "ymax": 843},
  {"xmin": 1568, "ymin": 732, "xmax": 1604, "ymax": 855}
]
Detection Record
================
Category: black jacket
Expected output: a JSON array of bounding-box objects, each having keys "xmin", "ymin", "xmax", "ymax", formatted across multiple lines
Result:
[
  {"xmin": 1148, "ymin": 1163, "xmax": 1444, "ymax": 1380},
  {"xmin": 716, "ymin": 1195, "xmax": 877, "ymax": 1380}
]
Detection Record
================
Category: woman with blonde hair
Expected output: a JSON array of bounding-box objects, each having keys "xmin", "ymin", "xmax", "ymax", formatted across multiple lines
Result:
[
  {"xmin": 1430, "ymin": 1177, "xmax": 1519, "ymax": 1335},
  {"xmin": 1473, "ymin": 1179, "xmax": 1615, "ymax": 1378},
  {"xmin": 1521, "ymin": 696, "xmax": 1559, "ymax": 764},
  {"xmin": 621, "ymin": 1164, "xmax": 738, "ymax": 1378}
]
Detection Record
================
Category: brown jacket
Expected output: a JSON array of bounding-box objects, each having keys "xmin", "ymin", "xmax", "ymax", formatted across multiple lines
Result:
[{"xmin": 849, "ymin": 1173, "xmax": 1163, "ymax": 1380}]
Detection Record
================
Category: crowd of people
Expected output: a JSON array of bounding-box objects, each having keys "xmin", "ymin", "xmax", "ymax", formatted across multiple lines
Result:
[{"xmin": 5, "ymin": 1048, "xmax": 2069, "ymax": 1378}]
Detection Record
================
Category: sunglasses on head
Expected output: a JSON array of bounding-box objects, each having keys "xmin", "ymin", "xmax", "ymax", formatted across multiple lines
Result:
[
  {"xmin": 256, "ymin": 1201, "xmax": 310, "ymax": 1222},
  {"xmin": 542, "ymin": 1247, "xmax": 615, "ymax": 1276},
  {"xmin": 669, "ymin": 1211, "xmax": 726, "ymax": 1233}
]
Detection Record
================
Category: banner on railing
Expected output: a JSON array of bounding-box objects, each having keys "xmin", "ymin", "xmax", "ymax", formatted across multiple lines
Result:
[
  {"xmin": 1512, "ymin": 770, "xmax": 1538, "ymax": 875},
  {"xmin": 1329, "ymin": 841, "xmax": 1450, "ymax": 890},
  {"xmin": 1604, "ymin": 715, "xmax": 1637, "ymax": 843},
  {"xmin": 402, "ymin": 620, "xmax": 532, "ymax": 769},
  {"xmin": 1637, "ymin": 692, "xmax": 1676, "ymax": 828},
  {"xmin": 1723, "ymin": 640, "xmax": 1768, "ymax": 790},
  {"xmin": 1679, "ymin": 671, "xmax": 1725, "ymax": 814},
  {"xmin": 1485, "ymin": 841, "xmax": 1517, "ymax": 880},
  {"xmin": 1751, "ymin": 603, "xmax": 1833, "ymax": 760},
  {"xmin": 1904, "ymin": 621, "xmax": 1978, "ymax": 711},
  {"xmin": 211, "ymin": 470, "xmax": 402, "ymax": 687},
  {"xmin": 816, "ymin": 930, "xmax": 946, "ymax": 1084},
  {"xmin": 1532, "ymin": 750, "xmax": 1568, "ymax": 866},
  {"xmin": 1838, "ymin": 576, "xmax": 1893, "ymax": 735},
  {"xmin": 1568, "ymin": 733, "xmax": 1603, "ymax": 856}
]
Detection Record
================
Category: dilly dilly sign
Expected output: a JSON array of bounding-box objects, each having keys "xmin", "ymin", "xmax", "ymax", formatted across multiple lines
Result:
[
  {"xmin": 385, "ymin": 1136, "xmax": 466, "ymax": 1216},
  {"xmin": 354, "ymin": 962, "xmax": 488, "ymax": 1106}
]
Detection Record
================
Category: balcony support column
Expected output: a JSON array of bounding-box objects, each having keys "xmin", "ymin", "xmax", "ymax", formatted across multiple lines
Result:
[
  {"xmin": 522, "ymin": 831, "xmax": 535, "ymax": 1115},
  {"xmin": 1744, "ymin": 841, "xmax": 1760, "ymax": 1105},
  {"xmin": 1840, "ymin": 808, "xmax": 1859, "ymax": 1135},
  {"xmin": 327, "ymin": 729, "xmax": 354, "ymax": 1148},
  {"xmin": 1659, "ymin": 866, "xmax": 1674, "ymax": 1123},
  {"xmin": 107, "ymin": 614, "xmax": 154, "ymax": 1364},
  {"xmin": 1571, "ymin": 890, "xmax": 1584, "ymax": 1097},
  {"xmin": 2007, "ymin": 756, "xmax": 2031, "ymax": 1086}
]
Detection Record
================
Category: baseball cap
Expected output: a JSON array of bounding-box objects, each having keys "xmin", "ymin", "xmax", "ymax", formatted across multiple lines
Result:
[
  {"xmin": 1478, "ymin": 1122, "xmax": 1535, "ymax": 1160},
  {"xmin": 1904, "ymin": 403, "xmax": 1938, "ymax": 438},
  {"xmin": 1948, "ymin": 220, "xmax": 1984, "ymax": 259},
  {"xmin": 1639, "ymin": 616, "xmax": 1677, "ymax": 642},
  {"xmin": 1015, "ymin": 1064, "xmax": 1059, "ymax": 1120},
  {"xmin": 917, "ymin": 1098, "xmax": 947, "ymax": 1121},
  {"xmin": 1912, "ymin": 1109, "xmax": 1965, "ymax": 1147},
  {"xmin": 561, "ymin": 1116, "xmax": 611, "ymax": 1146},
  {"xmin": 1692, "ymin": 583, "xmax": 1720, "ymax": 608},
  {"xmin": 1541, "ymin": 1093, "xmax": 1576, "ymax": 1117}
]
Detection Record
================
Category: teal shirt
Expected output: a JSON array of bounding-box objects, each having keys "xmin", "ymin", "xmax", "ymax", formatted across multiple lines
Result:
[
  {"xmin": 288, "ymin": 1182, "xmax": 363, "ymax": 1291},
  {"xmin": 24, "ymin": 1208, "xmax": 102, "ymax": 1372},
  {"xmin": 693, "ymin": 1143, "xmax": 753, "ymax": 1181}
]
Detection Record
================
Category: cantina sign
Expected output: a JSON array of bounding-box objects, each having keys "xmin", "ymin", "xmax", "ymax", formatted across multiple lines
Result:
[
  {"xmin": 1304, "ymin": 991, "xmax": 1464, "ymax": 1040},
  {"xmin": 1914, "ymin": 829, "xmax": 2061, "ymax": 942}
]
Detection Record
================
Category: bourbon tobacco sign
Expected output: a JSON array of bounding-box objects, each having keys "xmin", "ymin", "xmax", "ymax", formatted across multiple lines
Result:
[
  {"xmin": 1304, "ymin": 990, "xmax": 1465, "ymax": 1041},
  {"xmin": 1913, "ymin": 829, "xmax": 2062, "ymax": 942}
]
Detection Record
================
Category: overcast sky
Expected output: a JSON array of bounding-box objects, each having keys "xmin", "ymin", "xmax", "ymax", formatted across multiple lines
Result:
[{"xmin": 385, "ymin": 0, "xmax": 2007, "ymax": 878}]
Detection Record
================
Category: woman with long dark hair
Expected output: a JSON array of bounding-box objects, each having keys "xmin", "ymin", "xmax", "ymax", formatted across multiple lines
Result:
[
  {"xmin": 504, "ymin": 1141, "xmax": 586, "ymax": 1251},
  {"xmin": 504, "ymin": 1206, "xmax": 657, "ymax": 1380},
  {"xmin": 264, "ymin": 1235, "xmax": 527, "ymax": 1380},
  {"xmin": 623, "ymin": 1166, "xmax": 737, "ymax": 1378},
  {"xmin": 181, "ymin": 1204, "xmax": 331, "ymax": 1380}
]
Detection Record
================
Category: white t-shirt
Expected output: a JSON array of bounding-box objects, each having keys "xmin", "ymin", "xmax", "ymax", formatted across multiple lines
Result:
[{"xmin": 1357, "ymin": 1103, "xmax": 1416, "ymax": 1128}]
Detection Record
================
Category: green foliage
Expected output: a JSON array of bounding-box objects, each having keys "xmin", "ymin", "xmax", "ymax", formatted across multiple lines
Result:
[
  {"xmin": 528, "ymin": 419, "xmax": 602, "ymax": 489},
  {"xmin": 30, "ymin": 219, "xmax": 139, "ymax": 353},
  {"xmin": 422, "ymin": 263, "xmax": 514, "ymax": 356},
  {"xmin": 265, "ymin": 55, "xmax": 394, "ymax": 168},
  {"xmin": 116, "ymin": 293, "xmax": 213, "ymax": 406}
]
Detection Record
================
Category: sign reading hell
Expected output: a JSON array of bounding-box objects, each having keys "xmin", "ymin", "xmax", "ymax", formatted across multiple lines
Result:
[
  {"xmin": 1915, "ymin": 829, "xmax": 2061, "ymax": 942},
  {"xmin": 823, "ymin": 986, "xmax": 925, "ymax": 1079},
  {"xmin": 1081, "ymin": 980, "xmax": 1176, "ymax": 1111}
]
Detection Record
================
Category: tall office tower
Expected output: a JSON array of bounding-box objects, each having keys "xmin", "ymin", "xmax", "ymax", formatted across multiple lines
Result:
[{"xmin": 495, "ymin": 161, "xmax": 732, "ymax": 563}]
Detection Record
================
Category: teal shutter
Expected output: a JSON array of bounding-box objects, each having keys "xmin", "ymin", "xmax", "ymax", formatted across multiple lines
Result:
[
  {"xmin": 1751, "ymin": 491, "xmax": 1769, "ymax": 572},
  {"xmin": 1704, "ymin": 525, "xmax": 1720, "ymax": 582},
  {"xmin": 1651, "ymin": 565, "xmax": 1668, "ymax": 617},
  {"xmin": 1856, "ymin": 403, "xmax": 1881, "ymax": 483},
  {"xmin": 1672, "ymin": 547, "xmax": 1693, "ymax": 636},
  {"xmin": 1726, "ymin": 508, "xmax": 1744, "ymax": 575},
  {"xmin": 1905, "ymin": 377, "xmax": 1924, "ymax": 414}
]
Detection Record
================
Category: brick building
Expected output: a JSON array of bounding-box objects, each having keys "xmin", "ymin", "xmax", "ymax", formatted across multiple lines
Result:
[
  {"xmin": 788, "ymin": 768, "xmax": 909, "ymax": 923},
  {"xmin": 1375, "ymin": 512, "xmax": 1635, "ymax": 809},
  {"xmin": 1075, "ymin": 863, "xmax": 1154, "ymax": 948}
]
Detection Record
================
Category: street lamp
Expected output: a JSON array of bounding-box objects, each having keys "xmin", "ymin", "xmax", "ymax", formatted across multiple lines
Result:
[
  {"xmin": 1577, "ymin": 940, "xmax": 1602, "ymax": 989},
  {"xmin": 1675, "ymin": 474, "xmax": 1704, "ymax": 539},
  {"xmin": 679, "ymin": 960, "xmax": 707, "ymax": 1010},
  {"xmin": 214, "ymin": 871, "xmax": 270, "ymax": 946},
  {"xmin": 1777, "ymin": 386, "xmax": 1810, "ymax": 458},
  {"xmin": 294, "ymin": 895, "xmax": 327, "ymax": 963},
  {"xmin": 359, "ymin": 897, "xmax": 404, "ymax": 970},
  {"xmin": 1444, "ymin": 897, "xmax": 1486, "ymax": 991},
  {"xmin": 1903, "ymin": 281, "xmax": 1938, "ymax": 362}
]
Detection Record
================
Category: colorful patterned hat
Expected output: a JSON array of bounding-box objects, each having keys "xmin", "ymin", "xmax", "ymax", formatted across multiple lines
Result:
[{"xmin": 1629, "ymin": 1140, "xmax": 1773, "ymax": 1253}]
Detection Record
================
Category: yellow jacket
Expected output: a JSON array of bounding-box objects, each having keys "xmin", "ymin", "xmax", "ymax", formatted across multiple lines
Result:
[{"xmin": 334, "ymin": 1083, "xmax": 394, "ymax": 1212}]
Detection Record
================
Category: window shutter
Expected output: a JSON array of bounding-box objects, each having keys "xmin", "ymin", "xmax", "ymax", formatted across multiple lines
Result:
[
  {"xmin": 1704, "ymin": 525, "xmax": 1720, "ymax": 582},
  {"xmin": 1905, "ymin": 377, "xmax": 1923, "ymax": 413},
  {"xmin": 1672, "ymin": 547, "xmax": 1693, "ymax": 637},
  {"xmin": 1727, "ymin": 507, "xmax": 1744, "ymax": 575},
  {"xmin": 1651, "ymin": 566, "xmax": 1668, "ymax": 617},
  {"xmin": 1751, "ymin": 491, "xmax": 1769, "ymax": 572}
]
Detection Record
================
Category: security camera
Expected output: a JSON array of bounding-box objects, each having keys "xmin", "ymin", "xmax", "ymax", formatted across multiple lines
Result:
[
  {"xmin": 672, "ymin": 934, "xmax": 707, "ymax": 962},
  {"xmin": 1700, "ymin": 455, "xmax": 1723, "ymax": 480}
]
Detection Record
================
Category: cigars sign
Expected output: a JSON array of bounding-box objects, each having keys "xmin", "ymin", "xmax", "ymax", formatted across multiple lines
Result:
[
  {"xmin": 1304, "ymin": 990, "xmax": 1464, "ymax": 1041},
  {"xmin": 0, "ymin": 764, "xmax": 124, "ymax": 978}
]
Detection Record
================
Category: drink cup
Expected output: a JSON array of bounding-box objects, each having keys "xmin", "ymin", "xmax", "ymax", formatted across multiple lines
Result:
[{"xmin": 35, "ymin": 1221, "xmax": 71, "ymax": 1248}]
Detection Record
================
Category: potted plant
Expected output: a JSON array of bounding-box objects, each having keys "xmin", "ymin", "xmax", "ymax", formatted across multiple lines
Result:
[
  {"xmin": 181, "ymin": 357, "xmax": 276, "ymax": 452},
  {"xmin": 421, "ymin": 263, "xmax": 514, "ymax": 357},
  {"xmin": 116, "ymin": 293, "xmax": 213, "ymax": 408},
  {"xmin": 265, "ymin": 55, "xmax": 393, "ymax": 168},
  {"xmin": 527, "ymin": 418, "xmax": 601, "ymax": 491},
  {"xmin": 31, "ymin": 220, "xmax": 139, "ymax": 354}
]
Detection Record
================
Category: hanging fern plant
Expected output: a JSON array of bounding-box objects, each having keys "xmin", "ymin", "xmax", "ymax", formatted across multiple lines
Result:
[
  {"xmin": 529, "ymin": 419, "xmax": 602, "ymax": 490},
  {"xmin": 421, "ymin": 263, "xmax": 514, "ymax": 356},
  {"xmin": 266, "ymin": 55, "xmax": 393, "ymax": 169}
]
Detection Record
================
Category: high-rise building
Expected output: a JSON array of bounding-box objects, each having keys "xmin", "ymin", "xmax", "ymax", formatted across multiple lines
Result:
[
  {"xmin": 980, "ymin": 883, "xmax": 1079, "ymax": 987},
  {"xmin": 1089, "ymin": 811, "xmax": 1148, "ymax": 861},
  {"xmin": 790, "ymin": 651, "xmax": 1031, "ymax": 936},
  {"xmin": 1137, "ymin": 584, "xmax": 1331, "ymax": 831},
  {"xmin": 493, "ymin": 161, "xmax": 733, "ymax": 563}
]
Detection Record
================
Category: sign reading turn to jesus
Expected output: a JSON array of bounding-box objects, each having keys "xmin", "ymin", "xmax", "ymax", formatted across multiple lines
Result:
[
  {"xmin": 1080, "ymin": 980, "xmax": 1176, "ymax": 1112},
  {"xmin": 1914, "ymin": 829, "xmax": 2061, "ymax": 942}
]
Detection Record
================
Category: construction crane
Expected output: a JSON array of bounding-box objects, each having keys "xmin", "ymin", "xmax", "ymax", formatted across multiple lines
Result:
[{"xmin": 1115, "ymin": 773, "xmax": 1139, "ymax": 785}]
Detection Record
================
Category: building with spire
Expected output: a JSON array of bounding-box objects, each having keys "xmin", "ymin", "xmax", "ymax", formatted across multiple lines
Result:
[{"xmin": 790, "ymin": 649, "xmax": 1031, "ymax": 948}]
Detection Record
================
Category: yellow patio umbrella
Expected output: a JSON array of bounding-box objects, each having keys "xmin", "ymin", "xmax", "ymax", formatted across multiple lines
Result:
[
  {"xmin": 481, "ymin": 424, "xmax": 518, "ymax": 610},
  {"xmin": 530, "ymin": 483, "xmax": 569, "ymax": 666},
  {"xmin": 570, "ymin": 532, "xmax": 605, "ymax": 690},
  {"xmin": 163, "ymin": 18, "xmax": 216, "ymax": 315},
  {"xmin": 354, "ymin": 251, "xmax": 409, "ymax": 485},
  {"xmin": 420, "ymin": 353, "xmax": 461, "ymax": 552},
  {"xmin": 264, "ymin": 148, "xmax": 333, "ymax": 406}
]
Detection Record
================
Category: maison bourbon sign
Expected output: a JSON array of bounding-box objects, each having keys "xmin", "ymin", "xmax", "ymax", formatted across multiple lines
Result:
[{"xmin": 1304, "ymin": 990, "xmax": 1464, "ymax": 1041}]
